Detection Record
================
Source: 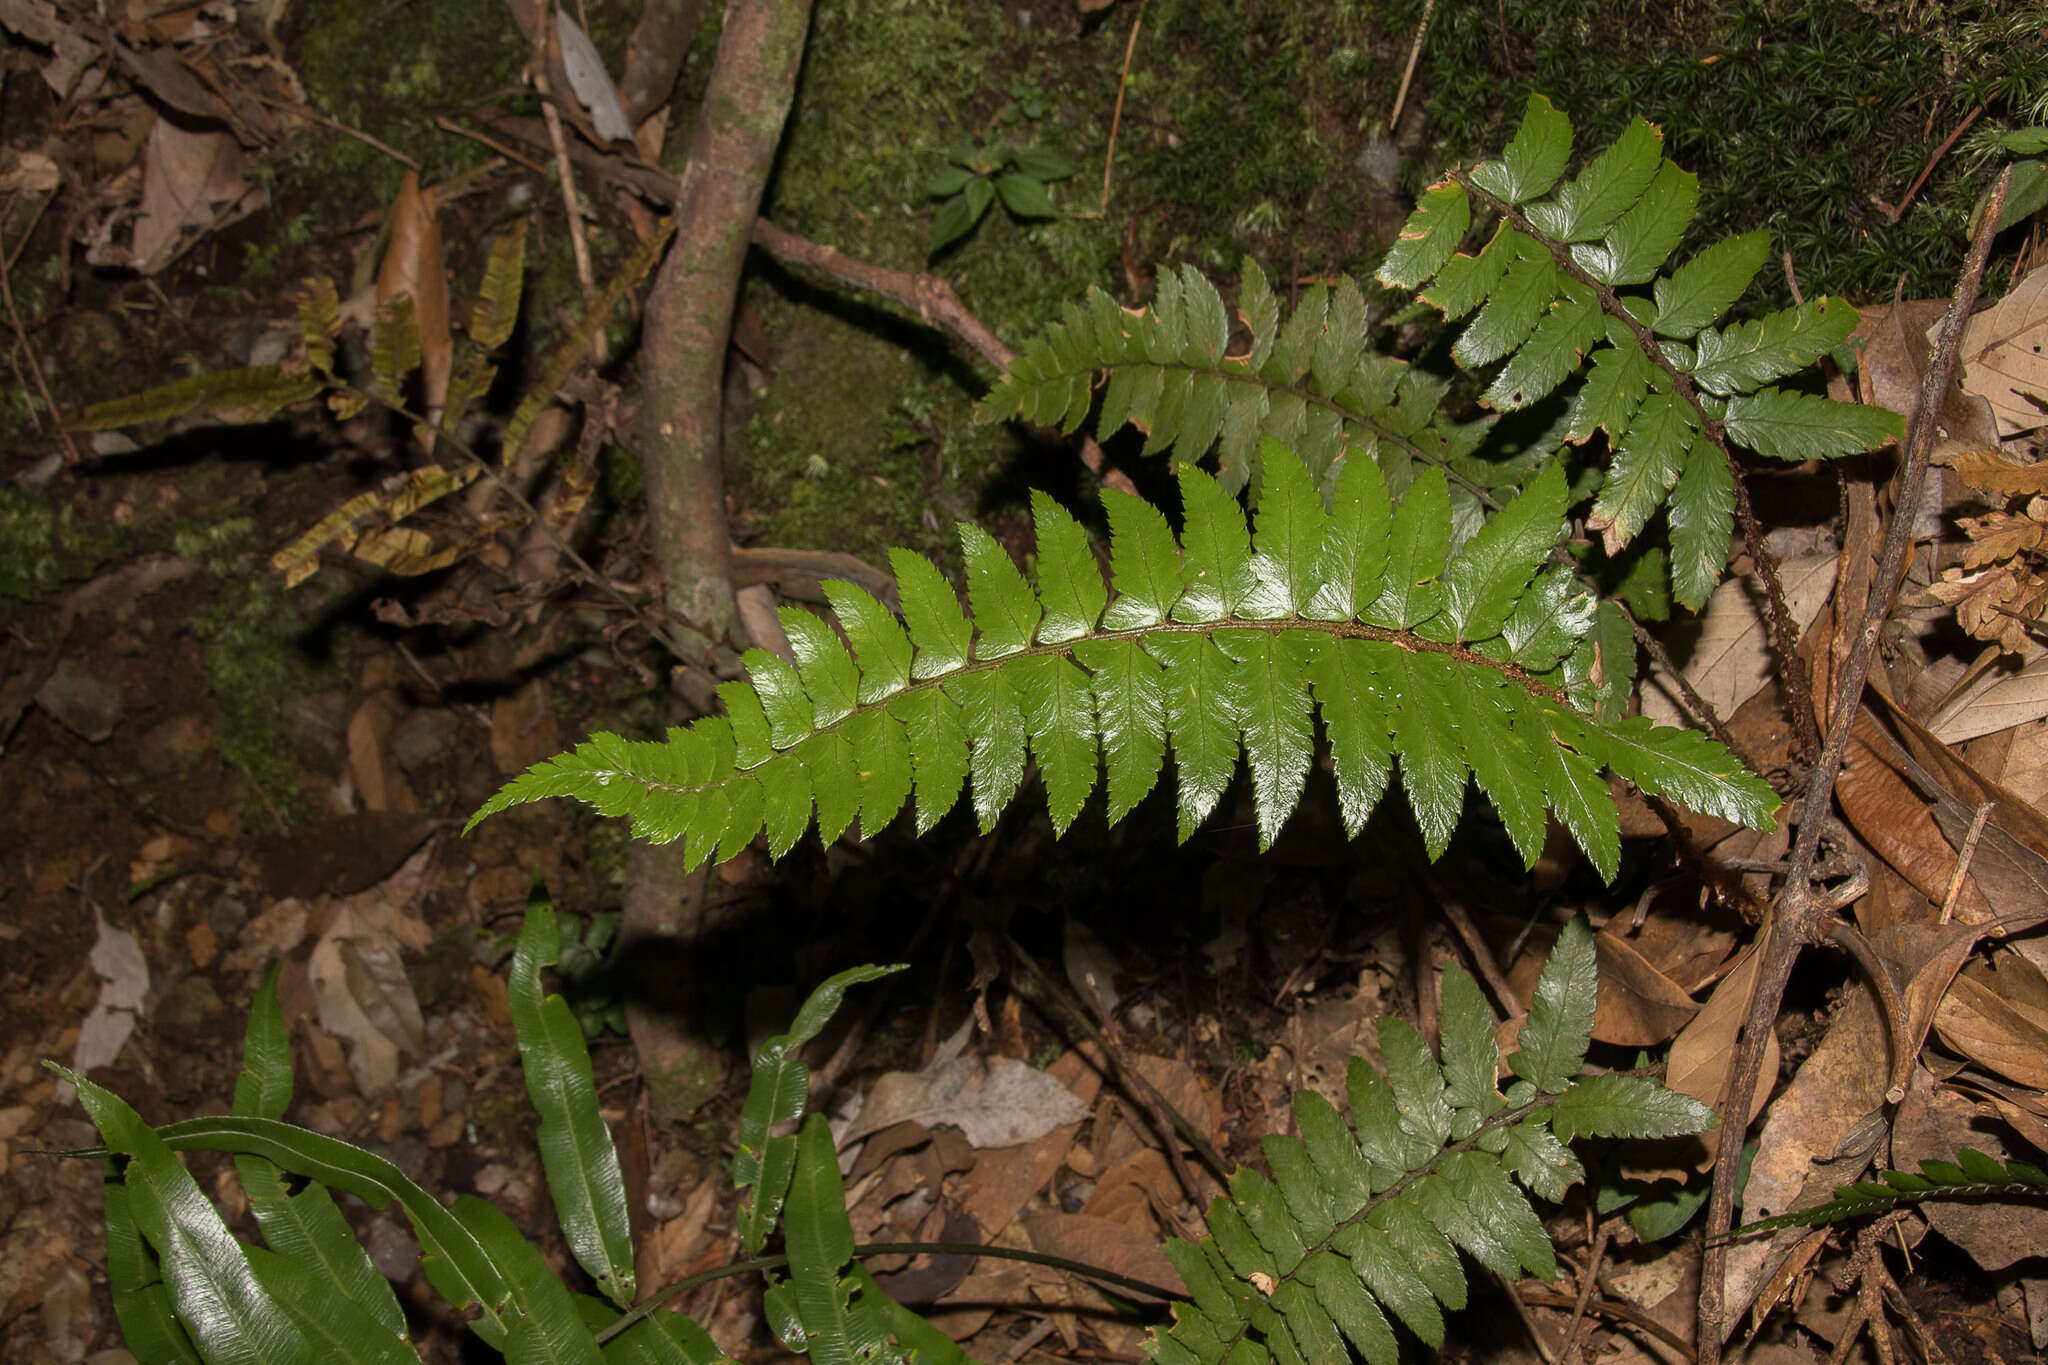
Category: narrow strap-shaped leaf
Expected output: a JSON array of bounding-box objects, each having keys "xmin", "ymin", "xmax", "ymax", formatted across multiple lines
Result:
[
  {"xmin": 454, "ymin": 1196, "xmax": 605, "ymax": 1364},
  {"xmin": 601, "ymin": 1306, "xmax": 735, "ymax": 1365},
  {"xmin": 231, "ymin": 971, "xmax": 408, "ymax": 1341},
  {"xmin": 780, "ymin": 1115, "xmax": 896, "ymax": 1365},
  {"xmin": 103, "ymin": 1168, "xmax": 204, "ymax": 1365},
  {"xmin": 509, "ymin": 896, "xmax": 637, "ymax": 1307},
  {"xmin": 244, "ymin": 1248, "xmax": 416, "ymax": 1365},
  {"xmin": 94, "ymin": 1107, "xmax": 513, "ymax": 1335},
  {"xmin": 734, "ymin": 965, "xmax": 902, "ymax": 1253},
  {"xmin": 59, "ymin": 1069, "xmax": 316, "ymax": 1365}
]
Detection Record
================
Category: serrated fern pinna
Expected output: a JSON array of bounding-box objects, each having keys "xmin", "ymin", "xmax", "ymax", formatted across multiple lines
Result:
[
  {"xmin": 469, "ymin": 439, "xmax": 1777, "ymax": 879},
  {"xmin": 979, "ymin": 93, "xmax": 1903, "ymax": 611},
  {"xmin": 1152, "ymin": 919, "xmax": 1712, "ymax": 1365}
]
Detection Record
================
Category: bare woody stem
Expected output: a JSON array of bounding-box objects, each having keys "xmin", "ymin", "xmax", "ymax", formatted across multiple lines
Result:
[{"xmin": 1693, "ymin": 167, "xmax": 2010, "ymax": 1365}]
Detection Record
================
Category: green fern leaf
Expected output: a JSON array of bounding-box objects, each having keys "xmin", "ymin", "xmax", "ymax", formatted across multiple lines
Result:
[
  {"xmin": 1688, "ymin": 296, "xmax": 1858, "ymax": 394},
  {"xmin": 1571, "ymin": 159, "xmax": 1698, "ymax": 286},
  {"xmin": 1362, "ymin": 466, "xmax": 1451, "ymax": 630},
  {"xmin": 960, "ymin": 524, "xmax": 1041, "ymax": 658},
  {"xmin": 1723, "ymin": 386, "xmax": 1907, "ymax": 461},
  {"xmin": 1149, "ymin": 632, "xmax": 1243, "ymax": 840},
  {"xmin": 892, "ymin": 549, "xmax": 972, "ymax": 677},
  {"xmin": 1720, "ymin": 1150, "xmax": 2048, "ymax": 1240},
  {"xmin": 1469, "ymin": 94, "xmax": 1574, "ymax": 206},
  {"xmin": 1651, "ymin": 231, "xmax": 1771, "ymax": 338},
  {"xmin": 1378, "ymin": 181, "xmax": 1473, "ymax": 290},
  {"xmin": 1590, "ymin": 387, "xmax": 1693, "ymax": 550},
  {"xmin": 1509, "ymin": 917, "xmax": 1597, "ymax": 1093},
  {"xmin": 1142, "ymin": 917, "xmax": 1713, "ymax": 1365},
  {"xmin": 1668, "ymin": 439, "xmax": 1735, "ymax": 610},
  {"xmin": 1551, "ymin": 1073, "xmax": 1716, "ymax": 1140},
  {"xmin": 1030, "ymin": 491, "xmax": 1108, "ymax": 642},
  {"xmin": 1432, "ymin": 459, "xmax": 1568, "ymax": 642},
  {"xmin": 823, "ymin": 582, "xmax": 911, "ymax": 703},
  {"xmin": 472, "ymin": 441, "xmax": 1775, "ymax": 877},
  {"xmin": 1524, "ymin": 117, "xmax": 1665, "ymax": 243},
  {"xmin": 1305, "ymin": 450, "xmax": 1392, "ymax": 621}
]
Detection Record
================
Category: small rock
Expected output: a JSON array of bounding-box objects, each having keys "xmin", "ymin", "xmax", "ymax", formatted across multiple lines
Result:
[
  {"xmin": 35, "ymin": 659, "xmax": 123, "ymax": 742},
  {"xmin": 152, "ymin": 976, "xmax": 222, "ymax": 1032}
]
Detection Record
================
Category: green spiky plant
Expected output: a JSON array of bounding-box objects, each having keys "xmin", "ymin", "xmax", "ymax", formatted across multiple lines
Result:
[
  {"xmin": 53, "ymin": 94, "xmax": 1969, "ymax": 1365},
  {"xmin": 57, "ymin": 907, "xmax": 1712, "ymax": 1365}
]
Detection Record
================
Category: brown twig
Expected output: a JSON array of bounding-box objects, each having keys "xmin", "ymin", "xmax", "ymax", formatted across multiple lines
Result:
[
  {"xmin": 1886, "ymin": 105, "xmax": 1984, "ymax": 225},
  {"xmin": 0, "ymin": 196, "xmax": 83, "ymax": 465},
  {"xmin": 1428, "ymin": 873, "xmax": 1520, "ymax": 1017},
  {"xmin": 1095, "ymin": 0, "xmax": 1145, "ymax": 218},
  {"xmin": 751, "ymin": 216, "xmax": 1014, "ymax": 369},
  {"xmin": 1556, "ymin": 1221, "xmax": 1611, "ymax": 1364},
  {"xmin": 748, "ymin": 217, "xmax": 1138, "ymax": 496},
  {"xmin": 1694, "ymin": 166, "xmax": 2011, "ymax": 1365},
  {"xmin": 434, "ymin": 114, "xmax": 550, "ymax": 174},
  {"xmin": 533, "ymin": 8, "xmax": 600, "ymax": 313},
  {"xmin": 1388, "ymin": 0, "xmax": 1437, "ymax": 131},
  {"xmin": 1519, "ymin": 1286, "xmax": 1697, "ymax": 1363},
  {"xmin": 1005, "ymin": 936, "xmax": 1230, "ymax": 1187},
  {"xmin": 1936, "ymin": 799, "xmax": 1994, "ymax": 925}
]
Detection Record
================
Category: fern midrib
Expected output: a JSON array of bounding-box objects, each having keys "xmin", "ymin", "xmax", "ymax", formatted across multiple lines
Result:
[
  {"xmin": 1453, "ymin": 173, "xmax": 1735, "ymax": 479},
  {"xmin": 1028, "ymin": 342, "xmax": 1504, "ymax": 510},
  {"xmin": 696, "ymin": 614, "xmax": 1578, "ymax": 798}
]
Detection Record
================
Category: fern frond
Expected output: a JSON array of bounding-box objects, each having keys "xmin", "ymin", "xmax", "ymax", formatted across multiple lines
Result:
[
  {"xmin": 1718, "ymin": 1149, "xmax": 2048, "ymax": 1240},
  {"xmin": 471, "ymin": 440, "xmax": 1777, "ymax": 880},
  {"xmin": 1151, "ymin": 919, "xmax": 1713, "ymax": 1365},
  {"xmin": 977, "ymin": 258, "xmax": 1489, "ymax": 509},
  {"xmin": 1377, "ymin": 93, "xmax": 1905, "ymax": 608}
]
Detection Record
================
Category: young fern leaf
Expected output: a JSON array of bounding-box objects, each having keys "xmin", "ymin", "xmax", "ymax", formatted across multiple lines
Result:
[
  {"xmin": 1718, "ymin": 1149, "xmax": 2048, "ymax": 1240},
  {"xmin": 1378, "ymin": 92, "xmax": 1905, "ymax": 608},
  {"xmin": 472, "ymin": 440, "xmax": 1777, "ymax": 880},
  {"xmin": 1151, "ymin": 918, "xmax": 1714, "ymax": 1365},
  {"xmin": 976, "ymin": 257, "xmax": 1491, "ymax": 513}
]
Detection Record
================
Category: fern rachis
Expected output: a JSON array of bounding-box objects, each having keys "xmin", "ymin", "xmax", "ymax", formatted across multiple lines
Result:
[{"xmin": 470, "ymin": 439, "xmax": 1777, "ymax": 879}]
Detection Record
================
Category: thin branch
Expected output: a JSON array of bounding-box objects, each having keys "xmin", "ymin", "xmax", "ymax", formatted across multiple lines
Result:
[
  {"xmin": 749, "ymin": 216, "xmax": 1138, "ymax": 495},
  {"xmin": 1694, "ymin": 166, "xmax": 2011, "ymax": 1365}
]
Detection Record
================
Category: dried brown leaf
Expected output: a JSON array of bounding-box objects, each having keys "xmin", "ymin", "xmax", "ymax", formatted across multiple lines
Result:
[
  {"xmin": 1959, "ymin": 264, "xmax": 2048, "ymax": 437},
  {"xmin": 376, "ymin": 171, "xmax": 452, "ymax": 436}
]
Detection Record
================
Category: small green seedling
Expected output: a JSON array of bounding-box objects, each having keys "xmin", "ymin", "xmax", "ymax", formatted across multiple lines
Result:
[{"xmin": 927, "ymin": 135, "xmax": 1077, "ymax": 254}]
